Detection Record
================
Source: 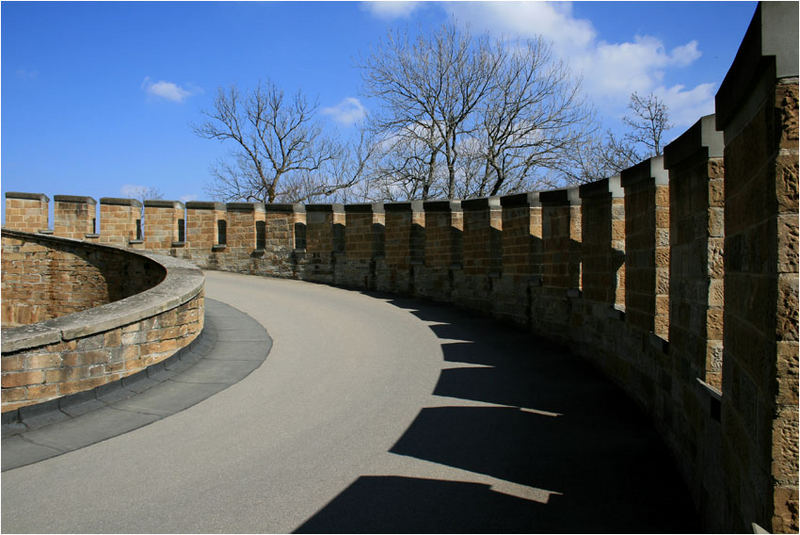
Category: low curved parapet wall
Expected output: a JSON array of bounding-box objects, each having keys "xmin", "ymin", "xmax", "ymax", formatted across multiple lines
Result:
[
  {"xmin": 1, "ymin": 230, "xmax": 205, "ymax": 413},
  {"xmin": 2, "ymin": 230, "xmax": 165, "ymax": 326}
]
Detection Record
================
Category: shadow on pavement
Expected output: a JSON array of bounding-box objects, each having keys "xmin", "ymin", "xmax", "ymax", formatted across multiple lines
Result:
[
  {"xmin": 296, "ymin": 475, "xmax": 558, "ymax": 534},
  {"xmin": 295, "ymin": 295, "xmax": 700, "ymax": 533}
]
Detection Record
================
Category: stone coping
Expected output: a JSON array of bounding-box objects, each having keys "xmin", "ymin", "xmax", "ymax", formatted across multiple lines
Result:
[
  {"xmin": 227, "ymin": 202, "xmax": 266, "ymax": 213},
  {"xmin": 383, "ymin": 200, "xmax": 424, "ymax": 213},
  {"xmin": 185, "ymin": 201, "xmax": 226, "ymax": 211},
  {"xmin": 344, "ymin": 203, "xmax": 385, "ymax": 214},
  {"xmin": 539, "ymin": 187, "xmax": 582, "ymax": 206},
  {"xmin": 578, "ymin": 175, "xmax": 623, "ymax": 200},
  {"xmin": 715, "ymin": 2, "xmax": 798, "ymax": 132},
  {"xmin": 663, "ymin": 115, "xmax": 724, "ymax": 170},
  {"xmin": 99, "ymin": 197, "xmax": 143, "ymax": 207},
  {"xmin": 620, "ymin": 156, "xmax": 669, "ymax": 188},
  {"xmin": 422, "ymin": 200, "xmax": 462, "ymax": 212},
  {"xmin": 53, "ymin": 195, "xmax": 96, "ymax": 204},
  {"xmin": 306, "ymin": 203, "xmax": 345, "ymax": 213},
  {"xmin": 500, "ymin": 192, "xmax": 541, "ymax": 208},
  {"xmin": 265, "ymin": 203, "xmax": 305, "ymax": 213},
  {"xmin": 5, "ymin": 192, "xmax": 49, "ymax": 202},
  {"xmin": 1, "ymin": 230, "xmax": 204, "ymax": 353},
  {"xmin": 460, "ymin": 197, "xmax": 500, "ymax": 211},
  {"xmin": 144, "ymin": 200, "xmax": 185, "ymax": 209}
]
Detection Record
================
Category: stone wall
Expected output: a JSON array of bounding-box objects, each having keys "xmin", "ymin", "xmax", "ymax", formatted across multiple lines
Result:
[
  {"xmin": 1, "ymin": 231, "xmax": 164, "ymax": 326},
  {"xmin": 714, "ymin": 3, "xmax": 799, "ymax": 531},
  {"xmin": 4, "ymin": 192, "xmax": 49, "ymax": 232},
  {"xmin": 300, "ymin": 204, "xmax": 344, "ymax": 284},
  {"xmin": 663, "ymin": 115, "xmax": 725, "ymax": 390},
  {"xmin": 339, "ymin": 203, "xmax": 384, "ymax": 289},
  {"xmin": 54, "ymin": 196, "xmax": 98, "ymax": 240},
  {"xmin": 578, "ymin": 176, "xmax": 625, "ymax": 308},
  {"xmin": 262, "ymin": 204, "xmax": 305, "ymax": 278},
  {"xmin": 99, "ymin": 197, "xmax": 143, "ymax": 247},
  {"xmin": 143, "ymin": 200, "xmax": 184, "ymax": 250},
  {"xmin": 184, "ymin": 201, "xmax": 227, "ymax": 269},
  {"xmin": 415, "ymin": 201, "xmax": 461, "ymax": 303},
  {"xmin": 533, "ymin": 187, "xmax": 582, "ymax": 339},
  {"xmin": 1, "ymin": 231, "xmax": 204, "ymax": 413},
  {"xmin": 495, "ymin": 193, "xmax": 541, "ymax": 327},
  {"xmin": 376, "ymin": 202, "xmax": 424, "ymax": 294},
  {"xmin": 457, "ymin": 197, "xmax": 502, "ymax": 312},
  {"xmin": 1, "ymin": 3, "xmax": 796, "ymax": 532},
  {"xmin": 1, "ymin": 293, "xmax": 203, "ymax": 413},
  {"xmin": 621, "ymin": 157, "xmax": 670, "ymax": 338}
]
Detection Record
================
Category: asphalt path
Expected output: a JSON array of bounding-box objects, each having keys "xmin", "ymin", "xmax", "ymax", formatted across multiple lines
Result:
[
  {"xmin": 1, "ymin": 298, "xmax": 270, "ymax": 471},
  {"xmin": 2, "ymin": 270, "xmax": 699, "ymax": 533}
]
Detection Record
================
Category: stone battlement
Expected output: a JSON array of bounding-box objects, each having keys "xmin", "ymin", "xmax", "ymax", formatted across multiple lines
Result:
[{"xmin": 0, "ymin": 3, "xmax": 797, "ymax": 533}]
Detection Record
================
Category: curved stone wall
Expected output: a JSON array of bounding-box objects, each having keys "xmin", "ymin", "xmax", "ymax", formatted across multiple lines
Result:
[
  {"xmin": 1, "ymin": 230, "xmax": 204, "ymax": 413},
  {"xmin": 1, "ymin": 230, "xmax": 165, "ymax": 326}
]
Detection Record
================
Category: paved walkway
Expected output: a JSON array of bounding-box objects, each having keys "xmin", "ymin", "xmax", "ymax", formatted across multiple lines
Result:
[
  {"xmin": 2, "ymin": 299, "xmax": 270, "ymax": 471},
  {"xmin": 2, "ymin": 271, "xmax": 700, "ymax": 533}
]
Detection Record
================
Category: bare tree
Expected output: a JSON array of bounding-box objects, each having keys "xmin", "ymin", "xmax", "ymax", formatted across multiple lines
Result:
[
  {"xmin": 565, "ymin": 129, "xmax": 641, "ymax": 183},
  {"xmin": 361, "ymin": 25, "xmax": 502, "ymax": 200},
  {"xmin": 623, "ymin": 91, "xmax": 672, "ymax": 157},
  {"xmin": 470, "ymin": 38, "xmax": 594, "ymax": 196},
  {"xmin": 361, "ymin": 25, "xmax": 595, "ymax": 200},
  {"xmin": 284, "ymin": 126, "xmax": 380, "ymax": 204},
  {"xmin": 367, "ymin": 126, "xmax": 446, "ymax": 201},
  {"xmin": 564, "ymin": 92, "xmax": 672, "ymax": 183},
  {"xmin": 195, "ymin": 80, "xmax": 363, "ymax": 204},
  {"xmin": 121, "ymin": 185, "xmax": 164, "ymax": 204}
]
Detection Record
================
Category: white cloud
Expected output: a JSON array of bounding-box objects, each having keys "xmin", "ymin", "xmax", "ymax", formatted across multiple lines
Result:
[
  {"xmin": 448, "ymin": 2, "xmax": 595, "ymax": 55},
  {"xmin": 655, "ymin": 83, "xmax": 716, "ymax": 129},
  {"xmin": 322, "ymin": 97, "xmax": 367, "ymax": 126},
  {"xmin": 179, "ymin": 194, "xmax": 198, "ymax": 203},
  {"xmin": 362, "ymin": 1, "xmax": 421, "ymax": 20},
  {"xmin": 445, "ymin": 2, "xmax": 708, "ymax": 129},
  {"xmin": 141, "ymin": 76, "xmax": 193, "ymax": 103},
  {"xmin": 669, "ymin": 40, "xmax": 701, "ymax": 67}
]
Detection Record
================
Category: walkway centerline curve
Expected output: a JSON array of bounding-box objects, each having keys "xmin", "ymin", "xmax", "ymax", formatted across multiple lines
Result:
[{"xmin": 1, "ymin": 270, "xmax": 698, "ymax": 533}]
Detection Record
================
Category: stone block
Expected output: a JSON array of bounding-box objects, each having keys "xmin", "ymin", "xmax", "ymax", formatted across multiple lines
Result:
[{"xmin": 2, "ymin": 370, "xmax": 44, "ymax": 388}]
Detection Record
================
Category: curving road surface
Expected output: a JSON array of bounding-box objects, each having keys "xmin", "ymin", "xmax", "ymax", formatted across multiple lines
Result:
[{"xmin": 2, "ymin": 271, "xmax": 699, "ymax": 533}]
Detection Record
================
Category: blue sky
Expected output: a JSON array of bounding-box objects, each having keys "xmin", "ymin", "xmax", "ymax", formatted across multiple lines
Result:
[{"xmin": 2, "ymin": 1, "xmax": 757, "ymax": 212}]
